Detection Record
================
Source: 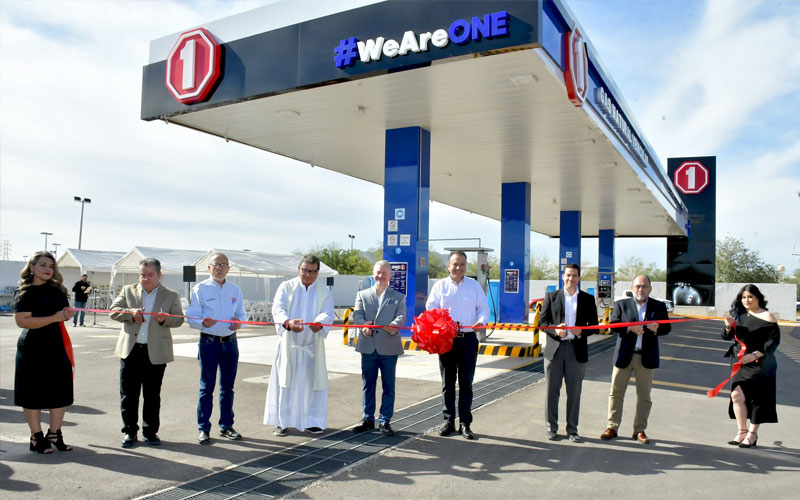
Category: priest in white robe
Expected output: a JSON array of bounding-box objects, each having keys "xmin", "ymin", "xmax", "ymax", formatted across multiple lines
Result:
[{"xmin": 264, "ymin": 255, "xmax": 334, "ymax": 436}]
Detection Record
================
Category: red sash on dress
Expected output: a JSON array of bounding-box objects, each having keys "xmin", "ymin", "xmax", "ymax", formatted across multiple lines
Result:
[
  {"xmin": 59, "ymin": 322, "xmax": 75, "ymax": 379},
  {"xmin": 707, "ymin": 322, "xmax": 746, "ymax": 398}
]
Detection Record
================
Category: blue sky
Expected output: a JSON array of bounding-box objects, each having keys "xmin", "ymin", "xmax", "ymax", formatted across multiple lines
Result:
[{"xmin": 1, "ymin": 0, "xmax": 798, "ymax": 274}]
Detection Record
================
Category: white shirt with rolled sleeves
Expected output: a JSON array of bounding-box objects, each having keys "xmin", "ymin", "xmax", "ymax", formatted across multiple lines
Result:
[
  {"xmin": 187, "ymin": 278, "xmax": 248, "ymax": 336},
  {"xmin": 425, "ymin": 276, "xmax": 490, "ymax": 330}
]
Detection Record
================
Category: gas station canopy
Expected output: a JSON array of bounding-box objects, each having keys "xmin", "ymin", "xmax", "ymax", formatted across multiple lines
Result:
[{"xmin": 141, "ymin": 0, "xmax": 689, "ymax": 238}]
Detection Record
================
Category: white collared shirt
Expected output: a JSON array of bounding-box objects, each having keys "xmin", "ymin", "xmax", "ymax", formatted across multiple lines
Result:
[
  {"xmin": 187, "ymin": 278, "xmax": 248, "ymax": 336},
  {"xmin": 425, "ymin": 276, "xmax": 489, "ymax": 329},
  {"xmin": 563, "ymin": 287, "xmax": 578, "ymax": 340},
  {"xmin": 635, "ymin": 300, "xmax": 647, "ymax": 350},
  {"xmin": 137, "ymin": 286, "xmax": 158, "ymax": 344}
]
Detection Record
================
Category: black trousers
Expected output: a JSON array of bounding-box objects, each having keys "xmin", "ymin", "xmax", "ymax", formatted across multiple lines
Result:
[
  {"xmin": 120, "ymin": 343, "xmax": 166, "ymax": 436},
  {"xmin": 438, "ymin": 333, "xmax": 479, "ymax": 425}
]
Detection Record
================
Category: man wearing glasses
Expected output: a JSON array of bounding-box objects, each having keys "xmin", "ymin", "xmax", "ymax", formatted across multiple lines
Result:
[
  {"xmin": 264, "ymin": 255, "xmax": 334, "ymax": 436},
  {"xmin": 600, "ymin": 274, "xmax": 671, "ymax": 444},
  {"xmin": 187, "ymin": 253, "xmax": 248, "ymax": 444}
]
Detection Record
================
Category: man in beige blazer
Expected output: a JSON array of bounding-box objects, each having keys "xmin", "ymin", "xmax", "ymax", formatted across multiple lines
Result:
[{"xmin": 110, "ymin": 257, "xmax": 183, "ymax": 448}]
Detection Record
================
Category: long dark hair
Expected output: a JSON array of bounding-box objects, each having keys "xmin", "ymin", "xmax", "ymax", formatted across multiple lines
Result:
[
  {"xmin": 730, "ymin": 284, "xmax": 768, "ymax": 319},
  {"xmin": 18, "ymin": 251, "xmax": 68, "ymax": 299}
]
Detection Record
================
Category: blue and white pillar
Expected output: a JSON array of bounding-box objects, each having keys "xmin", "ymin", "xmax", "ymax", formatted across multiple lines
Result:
[
  {"xmin": 598, "ymin": 228, "xmax": 615, "ymax": 303},
  {"xmin": 499, "ymin": 182, "xmax": 531, "ymax": 323},
  {"xmin": 558, "ymin": 211, "xmax": 581, "ymax": 289},
  {"xmin": 383, "ymin": 127, "xmax": 430, "ymax": 329}
]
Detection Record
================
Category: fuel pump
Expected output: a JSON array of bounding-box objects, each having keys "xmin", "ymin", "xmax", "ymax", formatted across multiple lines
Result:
[{"xmin": 597, "ymin": 271, "xmax": 614, "ymax": 308}]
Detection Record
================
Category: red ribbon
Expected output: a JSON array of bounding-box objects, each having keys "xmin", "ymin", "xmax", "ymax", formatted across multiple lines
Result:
[
  {"xmin": 707, "ymin": 321, "xmax": 746, "ymax": 398},
  {"xmin": 59, "ymin": 322, "xmax": 75, "ymax": 379},
  {"xmin": 70, "ymin": 307, "xmax": 698, "ymax": 331},
  {"xmin": 410, "ymin": 308, "xmax": 459, "ymax": 355}
]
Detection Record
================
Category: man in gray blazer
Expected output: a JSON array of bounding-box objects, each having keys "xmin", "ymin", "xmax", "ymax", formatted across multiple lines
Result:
[
  {"xmin": 352, "ymin": 260, "xmax": 406, "ymax": 435},
  {"xmin": 110, "ymin": 257, "xmax": 184, "ymax": 448}
]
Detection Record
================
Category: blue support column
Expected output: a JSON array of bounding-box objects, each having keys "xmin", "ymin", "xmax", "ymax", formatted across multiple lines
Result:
[
  {"xmin": 499, "ymin": 182, "xmax": 531, "ymax": 323},
  {"xmin": 383, "ymin": 127, "xmax": 430, "ymax": 330},
  {"xmin": 598, "ymin": 229, "xmax": 615, "ymax": 305},
  {"xmin": 558, "ymin": 211, "xmax": 581, "ymax": 289}
]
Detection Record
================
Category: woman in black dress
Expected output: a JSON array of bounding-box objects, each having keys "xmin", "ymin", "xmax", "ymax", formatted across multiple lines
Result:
[
  {"xmin": 722, "ymin": 284, "xmax": 779, "ymax": 448},
  {"xmin": 14, "ymin": 251, "xmax": 75, "ymax": 453}
]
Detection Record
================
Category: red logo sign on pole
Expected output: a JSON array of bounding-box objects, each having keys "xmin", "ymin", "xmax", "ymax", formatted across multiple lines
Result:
[
  {"xmin": 674, "ymin": 161, "xmax": 709, "ymax": 195},
  {"xmin": 563, "ymin": 28, "xmax": 588, "ymax": 107},
  {"xmin": 165, "ymin": 28, "xmax": 221, "ymax": 104}
]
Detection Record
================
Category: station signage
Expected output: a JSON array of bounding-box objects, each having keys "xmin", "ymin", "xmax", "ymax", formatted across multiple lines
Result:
[
  {"xmin": 595, "ymin": 86, "xmax": 651, "ymax": 169},
  {"xmin": 165, "ymin": 27, "xmax": 221, "ymax": 104},
  {"xmin": 673, "ymin": 161, "xmax": 709, "ymax": 195},
  {"xmin": 334, "ymin": 10, "xmax": 509, "ymax": 68},
  {"xmin": 563, "ymin": 28, "xmax": 587, "ymax": 106}
]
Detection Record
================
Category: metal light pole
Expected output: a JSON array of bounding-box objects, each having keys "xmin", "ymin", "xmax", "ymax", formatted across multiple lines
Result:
[
  {"xmin": 74, "ymin": 196, "xmax": 92, "ymax": 249},
  {"xmin": 348, "ymin": 234, "xmax": 355, "ymax": 251},
  {"xmin": 41, "ymin": 232, "xmax": 53, "ymax": 251},
  {"xmin": 52, "ymin": 242, "xmax": 61, "ymax": 258}
]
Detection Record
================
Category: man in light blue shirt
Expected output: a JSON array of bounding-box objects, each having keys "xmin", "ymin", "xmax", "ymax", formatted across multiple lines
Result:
[{"xmin": 187, "ymin": 253, "xmax": 248, "ymax": 444}]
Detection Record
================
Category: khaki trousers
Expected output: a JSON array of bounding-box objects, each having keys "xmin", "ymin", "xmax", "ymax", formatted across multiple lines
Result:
[{"xmin": 607, "ymin": 353, "xmax": 654, "ymax": 433}]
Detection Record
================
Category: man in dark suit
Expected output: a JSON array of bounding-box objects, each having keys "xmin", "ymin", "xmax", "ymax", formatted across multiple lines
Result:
[
  {"xmin": 352, "ymin": 260, "xmax": 406, "ymax": 435},
  {"xmin": 539, "ymin": 263, "xmax": 598, "ymax": 442},
  {"xmin": 600, "ymin": 274, "xmax": 671, "ymax": 444}
]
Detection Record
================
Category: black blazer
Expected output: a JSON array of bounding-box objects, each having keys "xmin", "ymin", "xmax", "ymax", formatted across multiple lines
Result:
[
  {"xmin": 539, "ymin": 288, "xmax": 599, "ymax": 363},
  {"xmin": 609, "ymin": 297, "xmax": 671, "ymax": 369}
]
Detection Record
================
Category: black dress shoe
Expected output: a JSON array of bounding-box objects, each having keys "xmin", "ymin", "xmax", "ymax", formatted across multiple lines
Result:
[
  {"xmin": 198, "ymin": 430, "xmax": 211, "ymax": 444},
  {"xmin": 121, "ymin": 433, "xmax": 137, "ymax": 448},
  {"xmin": 144, "ymin": 433, "xmax": 161, "ymax": 446},
  {"xmin": 379, "ymin": 423, "xmax": 395, "ymax": 435},
  {"xmin": 460, "ymin": 424, "xmax": 475, "ymax": 440},
  {"xmin": 438, "ymin": 422, "xmax": 456, "ymax": 436},
  {"xmin": 353, "ymin": 419, "xmax": 375, "ymax": 433}
]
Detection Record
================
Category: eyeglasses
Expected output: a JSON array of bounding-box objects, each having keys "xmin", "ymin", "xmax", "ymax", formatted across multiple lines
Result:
[
  {"xmin": 210, "ymin": 263, "xmax": 229, "ymax": 268},
  {"xmin": 300, "ymin": 268, "xmax": 319, "ymax": 275}
]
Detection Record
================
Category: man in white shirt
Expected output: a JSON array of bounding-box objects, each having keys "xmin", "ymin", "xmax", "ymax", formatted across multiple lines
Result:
[
  {"xmin": 264, "ymin": 255, "xmax": 335, "ymax": 436},
  {"xmin": 538, "ymin": 264, "xmax": 598, "ymax": 442},
  {"xmin": 426, "ymin": 251, "xmax": 489, "ymax": 440},
  {"xmin": 187, "ymin": 253, "xmax": 248, "ymax": 445}
]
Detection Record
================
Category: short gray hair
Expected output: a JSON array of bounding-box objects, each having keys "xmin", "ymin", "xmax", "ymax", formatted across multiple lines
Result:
[
  {"xmin": 374, "ymin": 260, "xmax": 391, "ymax": 272},
  {"xmin": 139, "ymin": 257, "xmax": 161, "ymax": 274}
]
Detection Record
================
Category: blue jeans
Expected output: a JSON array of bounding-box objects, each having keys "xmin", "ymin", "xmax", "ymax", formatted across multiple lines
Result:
[
  {"xmin": 361, "ymin": 351, "xmax": 398, "ymax": 424},
  {"xmin": 73, "ymin": 301, "xmax": 87, "ymax": 325},
  {"xmin": 197, "ymin": 335, "xmax": 239, "ymax": 432}
]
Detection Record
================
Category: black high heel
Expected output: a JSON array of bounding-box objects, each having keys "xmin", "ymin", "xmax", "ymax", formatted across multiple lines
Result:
[
  {"xmin": 728, "ymin": 428, "xmax": 747, "ymax": 445},
  {"xmin": 46, "ymin": 429, "xmax": 73, "ymax": 451},
  {"xmin": 30, "ymin": 431, "xmax": 53, "ymax": 454},
  {"xmin": 739, "ymin": 432, "xmax": 758, "ymax": 448}
]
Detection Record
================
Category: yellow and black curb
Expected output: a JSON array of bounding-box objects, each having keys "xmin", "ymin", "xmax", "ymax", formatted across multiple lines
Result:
[{"xmin": 400, "ymin": 340, "xmax": 540, "ymax": 357}]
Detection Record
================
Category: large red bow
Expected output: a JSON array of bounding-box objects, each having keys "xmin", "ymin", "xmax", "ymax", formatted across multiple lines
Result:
[{"xmin": 411, "ymin": 308, "xmax": 458, "ymax": 355}]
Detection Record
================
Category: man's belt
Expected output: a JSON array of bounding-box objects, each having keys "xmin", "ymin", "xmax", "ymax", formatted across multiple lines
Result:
[
  {"xmin": 455, "ymin": 329, "xmax": 475, "ymax": 338},
  {"xmin": 200, "ymin": 332, "xmax": 236, "ymax": 343}
]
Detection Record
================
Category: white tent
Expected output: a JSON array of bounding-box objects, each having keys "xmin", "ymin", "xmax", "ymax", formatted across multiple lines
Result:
[
  {"xmin": 57, "ymin": 248, "xmax": 126, "ymax": 274},
  {"xmin": 193, "ymin": 249, "xmax": 338, "ymax": 278},
  {"xmin": 111, "ymin": 246, "xmax": 207, "ymax": 292},
  {"xmin": 193, "ymin": 249, "xmax": 338, "ymax": 303},
  {"xmin": 57, "ymin": 249, "xmax": 126, "ymax": 300}
]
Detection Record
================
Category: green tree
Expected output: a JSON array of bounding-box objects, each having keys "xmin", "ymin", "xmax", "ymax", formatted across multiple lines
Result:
[
  {"xmin": 581, "ymin": 260, "xmax": 598, "ymax": 281},
  {"xmin": 466, "ymin": 255, "xmax": 500, "ymax": 279},
  {"xmin": 616, "ymin": 257, "xmax": 666, "ymax": 282},
  {"xmin": 428, "ymin": 250, "xmax": 449, "ymax": 278},
  {"xmin": 301, "ymin": 242, "xmax": 374, "ymax": 275},
  {"xmin": 780, "ymin": 268, "xmax": 800, "ymax": 300},
  {"xmin": 530, "ymin": 252, "xmax": 558, "ymax": 280},
  {"xmin": 716, "ymin": 237, "xmax": 780, "ymax": 283}
]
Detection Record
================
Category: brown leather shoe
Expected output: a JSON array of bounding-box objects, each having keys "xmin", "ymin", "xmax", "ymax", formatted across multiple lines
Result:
[
  {"xmin": 600, "ymin": 428, "xmax": 617, "ymax": 440},
  {"xmin": 633, "ymin": 431, "xmax": 650, "ymax": 444}
]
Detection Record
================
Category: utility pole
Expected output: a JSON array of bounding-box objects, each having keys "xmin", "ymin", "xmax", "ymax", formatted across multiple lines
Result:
[
  {"xmin": 41, "ymin": 232, "xmax": 53, "ymax": 251},
  {"xmin": 74, "ymin": 196, "xmax": 92, "ymax": 249}
]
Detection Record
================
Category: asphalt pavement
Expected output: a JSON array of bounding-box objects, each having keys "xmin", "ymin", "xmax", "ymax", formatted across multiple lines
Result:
[{"xmin": 1, "ymin": 315, "xmax": 798, "ymax": 500}]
